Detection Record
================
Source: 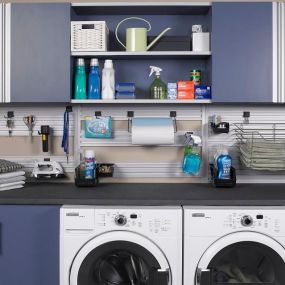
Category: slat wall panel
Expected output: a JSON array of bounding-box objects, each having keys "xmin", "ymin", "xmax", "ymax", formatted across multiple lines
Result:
[
  {"xmin": 0, "ymin": 106, "xmax": 75, "ymax": 173},
  {"xmin": 207, "ymin": 105, "xmax": 285, "ymax": 183},
  {"xmin": 78, "ymin": 105, "xmax": 203, "ymax": 178},
  {"xmin": 0, "ymin": 106, "xmax": 74, "ymax": 136}
]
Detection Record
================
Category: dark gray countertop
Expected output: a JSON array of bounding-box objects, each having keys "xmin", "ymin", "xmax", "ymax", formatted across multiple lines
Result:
[{"xmin": 0, "ymin": 183, "xmax": 284, "ymax": 205}]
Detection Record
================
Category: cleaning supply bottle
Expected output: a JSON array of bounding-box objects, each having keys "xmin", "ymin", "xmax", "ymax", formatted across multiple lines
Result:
[
  {"xmin": 88, "ymin": 58, "xmax": 101, "ymax": 100},
  {"xmin": 102, "ymin": 59, "xmax": 115, "ymax": 100},
  {"xmin": 182, "ymin": 134, "xmax": 202, "ymax": 175},
  {"xmin": 84, "ymin": 150, "xmax": 96, "ymax": 179},
  {"xmin": 215, "ymin": 148, "xmax": 232, "ymax": 179},
  {"xmin": 74, "ymin": 58, "xmax": 87, "ymax": 99},
  {"xmin": 149, "ymin": 66, "xmax": 167, "ymax": 99}
]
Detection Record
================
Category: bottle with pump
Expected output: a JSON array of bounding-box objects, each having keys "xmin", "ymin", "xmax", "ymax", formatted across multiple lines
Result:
[
  {"xmin": 74, "ymin": 58, "xmax": 87, "ymax": 99},
  {"xmin": 88, "ymin": 58, "xmax": 101, "ymax": 100},
  {"xmin": 102, "ymin": 59, "xmax": 115, "ymax": 100},
  {"xmin": 182, "ymin": 133, "xmax": 202, "ymax": 175},
  {"xmin": 149, "ymin": 66, "xmax": 167, "ymax": 99}
]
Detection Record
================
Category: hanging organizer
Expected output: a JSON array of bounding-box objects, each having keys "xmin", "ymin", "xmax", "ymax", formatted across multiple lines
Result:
[{"xmin": 233, "ymin": 123, "xmax": 285, "ymax": 171}]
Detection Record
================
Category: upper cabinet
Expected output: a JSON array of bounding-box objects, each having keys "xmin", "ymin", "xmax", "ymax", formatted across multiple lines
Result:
[
  {"xmin": 211, "ymin": 2, "xmax": 274, "ymax": 103},
  {"xmin": 9, "ymin": 3, "xmax": 71, "ymax": 102},
  {"xmin": 0, "ymin": 2, "xmax": 282, "ymax": 103}
]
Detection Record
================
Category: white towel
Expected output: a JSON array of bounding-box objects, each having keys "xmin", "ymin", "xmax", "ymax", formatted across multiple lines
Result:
[
  {"xmin": 0, "ymin": 181, "xmax": 25, "ymax": 188},
  {"xmin": 0, "ymin": 176, "xmax": 26, "ymax": 184},
  {"xmin": 0, "ymin": 171, "xmax": 25, "ymax": 179},
  {"xmin": 0, "ymin": 184, "xmax": 24, "ymax": 191}
]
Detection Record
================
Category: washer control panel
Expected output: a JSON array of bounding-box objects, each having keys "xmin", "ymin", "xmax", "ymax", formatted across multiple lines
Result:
[
  {"xmin": 94, "ymin": 208, "xmax": 180, "ymax": 236},
  {"xmin": 188, "ymin": 208, "xmax": 284, "ymax": 236}
]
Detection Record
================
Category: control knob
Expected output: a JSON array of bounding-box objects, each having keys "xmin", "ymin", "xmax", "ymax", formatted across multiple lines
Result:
[
  {"xmin": 115, "ymin": 215, "xmax": 127, "ymax": 226},
  {"xmin": 241, "ymin": 215, "xmax": 253, "ymax": 227}
]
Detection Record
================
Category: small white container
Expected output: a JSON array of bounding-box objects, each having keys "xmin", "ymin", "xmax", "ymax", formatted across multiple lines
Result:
[{"xmin": 192, "ymin": 32, "xmax": 210, "ymax": 52}]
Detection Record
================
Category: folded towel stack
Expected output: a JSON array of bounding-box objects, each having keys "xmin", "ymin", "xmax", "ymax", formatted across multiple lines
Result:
[
  {"xmin": 0, "ymin": 171, "xmax": 26, "ymax": 191},
  {"xmin": 115, "ymin": 83, "xmax": 136, "ymax": 99},
  {"xmin": 0, "ymin": 159, "xmax": 25, "ymax": 191}
]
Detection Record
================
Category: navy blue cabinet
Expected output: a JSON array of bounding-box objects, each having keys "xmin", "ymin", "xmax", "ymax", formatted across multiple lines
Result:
[
  {"xmin": 212, "ymin": 3, "xmax": 273, "ymax": 102},
  {"xmin": 0, "ymin": 205, "xmax": 60, "ymax": 285},
  {"xmin": 10, "ymin": 3, "xmax": 70, "ymax": 102}
]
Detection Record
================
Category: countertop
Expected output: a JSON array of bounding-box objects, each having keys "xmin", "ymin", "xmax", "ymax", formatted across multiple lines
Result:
[{"xmin": 0, "ymin": 183, "xmax": 284, "ymax": 206}]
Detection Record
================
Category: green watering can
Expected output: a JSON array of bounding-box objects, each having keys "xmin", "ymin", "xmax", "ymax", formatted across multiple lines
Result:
[{"xmin": 115, "ymin": 17, "xmax": 171, "ymax": 52}]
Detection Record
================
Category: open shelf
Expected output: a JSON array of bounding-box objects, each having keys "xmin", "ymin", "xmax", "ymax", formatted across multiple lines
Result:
[
  {"xmin": 71, "ymin": 51, "xmax": 211, "ymax": 59},
  {"xmin": 71, "ymin": 99, "xmax": 212, "ymax": 104}
]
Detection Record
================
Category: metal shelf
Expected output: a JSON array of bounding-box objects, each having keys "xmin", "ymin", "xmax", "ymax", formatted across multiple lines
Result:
[
  {"xmin": 71, "ymin": 51, "xmax": 212, "ymax": 59},
  {"xmin": 71, "ymin": 99, "xmax": 212, "ymax": 104}
]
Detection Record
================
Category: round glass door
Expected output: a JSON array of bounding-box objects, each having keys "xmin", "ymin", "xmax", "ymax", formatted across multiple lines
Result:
[
  {"xmin": 70, "ymin": 232, "xmax": 170, "ymax": 285},
  {"xmin": 77, "ymin": 241, "xmax": 169, "ymax": 285},
  {"xmin": 196, "ymin": 232, "xmax": 285, "ymax": 285}
]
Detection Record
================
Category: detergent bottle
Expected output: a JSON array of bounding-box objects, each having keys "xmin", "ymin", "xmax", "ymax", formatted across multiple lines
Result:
[
  {"xmin": 74, "ymin": 58, "xmax": 87, "ymax": 99},
  {"xmin": 102, "ymin": 60, "xmax": 115, "ymax": 100},
  {"xmin": 88, "ymin": 58, "xmax": 101, "ymax": 100}
]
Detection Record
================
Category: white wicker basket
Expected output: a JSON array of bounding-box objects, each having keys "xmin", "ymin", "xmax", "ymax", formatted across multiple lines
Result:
[{"xmin": 71, "ymin": 21, "xmax": 109, "ymax": 52}]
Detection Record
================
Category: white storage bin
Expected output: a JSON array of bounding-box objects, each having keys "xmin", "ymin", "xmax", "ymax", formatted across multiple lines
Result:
[
  {"xmin": 192, "ymin": 32, "xmax": 210, "ymax": 52},
  {"xmin": 71, "ymin": 21, "xmax": 109, "ymax": 52}
]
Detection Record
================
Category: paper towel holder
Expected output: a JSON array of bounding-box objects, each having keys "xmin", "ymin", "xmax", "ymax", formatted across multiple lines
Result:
[
  {"xmin": 127, "ymin": 111, "xmax": 177, "ymax": 133},
  {"xmin": 170, "ymin": 111, "xmax": 177, "ymax": 133}
]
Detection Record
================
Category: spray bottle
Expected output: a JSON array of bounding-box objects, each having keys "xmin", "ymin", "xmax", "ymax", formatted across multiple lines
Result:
[
  {"xmin": 182, "ymin": 133, "xmax": 202, "ymax": 175},
  {"xmin": 149, "ymin": 66, "xmax": 167, "ymax": 100}
]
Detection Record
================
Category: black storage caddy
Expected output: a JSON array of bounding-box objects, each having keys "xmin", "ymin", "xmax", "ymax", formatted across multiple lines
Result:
[
  {"xmin": 75, "ymin": 165, "xmax": 99, "ymax": 187},
  {"xmin": 210, "ymin": 164, "xmax": 236, "ymax": 188},
  {"xmin": 211, "ymin": 122, "xmax": 230, "ymax": 134}
]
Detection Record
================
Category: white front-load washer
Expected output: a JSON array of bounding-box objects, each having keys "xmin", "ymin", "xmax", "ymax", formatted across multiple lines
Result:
[
  {"xmin": 60, "ymin": 206, "xmax": 182, "ymax": 285},
  {"xmin": 184, "ymin": 206, "xmax": 285, "ymax": 285}
]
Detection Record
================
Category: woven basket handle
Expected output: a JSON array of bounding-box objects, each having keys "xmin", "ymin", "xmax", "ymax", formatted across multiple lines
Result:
[{"xmin": 115, "ymin": 17, "xmax": 152, "ymax": 49}]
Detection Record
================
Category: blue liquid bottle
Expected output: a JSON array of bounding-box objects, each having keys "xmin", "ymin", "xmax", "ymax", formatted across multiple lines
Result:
[
  {"xmin": 182, "ymin": 134, "xmax": 202, "ymax": 175},
  {"xmin": 216, "ymin": 149, "xmax": 232, "ymax": 179},
  {"xmin": 88, "ymin": 58, "xmax": 101, "ymax": 99}
]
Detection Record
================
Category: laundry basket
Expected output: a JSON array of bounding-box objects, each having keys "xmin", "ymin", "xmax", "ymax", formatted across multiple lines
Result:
[{"xmin": 71, "ymin": 21, "xmax": 109, "ymax": 52}]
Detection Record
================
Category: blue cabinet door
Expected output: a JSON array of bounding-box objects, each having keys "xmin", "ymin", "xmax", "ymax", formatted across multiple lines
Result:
[
  {"xmin": 10, "ymin": 3, "xmax": 70, "ymax": 102},
  {"xmin": 0, "ymin": 205, "xmax": 60, "ymax": 285},
  {"xmin": 212, "ymin": 3, "xmax": 273, "ymax": 102}
]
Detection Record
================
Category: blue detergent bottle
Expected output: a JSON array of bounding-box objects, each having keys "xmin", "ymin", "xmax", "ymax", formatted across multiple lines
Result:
[
  {"xmin": 182, "ymin": 134, "xmax": 202, "ymax": 175},
  {"xmin": 216, "ymin": 149, "xmax": 232, "ymax": 179},
  {"xmin": 88, "ymin": 58, "xmax": 101, "ymax": 99}
]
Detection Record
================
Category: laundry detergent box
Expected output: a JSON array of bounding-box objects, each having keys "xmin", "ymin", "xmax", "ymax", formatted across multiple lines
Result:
[
  {"xmin": 84, "ymin": 116, "xmax": 112, "ymax": 138},
  {"xmin": 194, "ymin": 86, "xmax": 211, "ymax": 99}
]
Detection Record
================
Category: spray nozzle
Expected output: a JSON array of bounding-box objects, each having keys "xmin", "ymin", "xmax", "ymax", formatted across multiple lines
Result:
[
  {"xmin": 149, "ymin": 66, "xmax": 162, "ymax": 77},
  {"xmin": 185, "ymin": 132, "xmax": 202, "ymax": 147}
]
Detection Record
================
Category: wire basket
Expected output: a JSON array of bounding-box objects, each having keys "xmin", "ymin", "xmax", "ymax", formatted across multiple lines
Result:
[
  {"xmin": 71, "ymin": 21, "xmax": 109, "ymax": 52},
  {"xmin": 233, "ymin": 123, "xmax": 285, "ymax": 171}
]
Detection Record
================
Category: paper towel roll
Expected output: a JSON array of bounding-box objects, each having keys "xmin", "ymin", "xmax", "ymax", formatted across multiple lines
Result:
[{"xmin": 131, "ymin": 118, "xmax": 175, "ymax": 145}]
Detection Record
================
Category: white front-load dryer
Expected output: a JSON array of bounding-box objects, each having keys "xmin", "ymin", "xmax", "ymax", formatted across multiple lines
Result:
[
  {"xmin": 184, "ymin": 206, "xmax": 285, "ymax": 285},
  {"xmin": 60, "ymin": 206, "xmax": 182, "ymax": 285}
]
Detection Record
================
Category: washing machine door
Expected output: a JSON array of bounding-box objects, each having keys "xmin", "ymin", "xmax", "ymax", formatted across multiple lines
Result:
[
  {"xmin": 69, "ymin": 231, "xmax": 171, "ymax": 285},
  {"xmin": 196, "ymin": 232, "xmax": 285, "ymax": 285}
]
